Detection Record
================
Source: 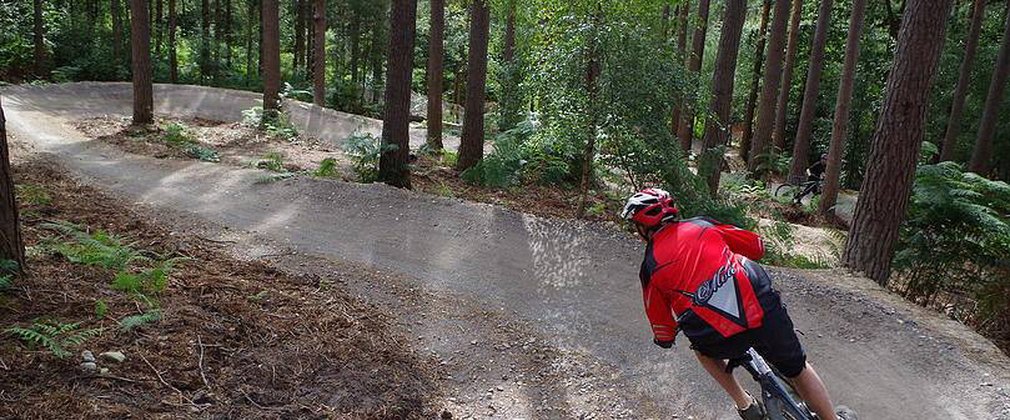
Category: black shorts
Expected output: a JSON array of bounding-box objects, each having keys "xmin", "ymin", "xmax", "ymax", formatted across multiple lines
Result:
[{"xmin": 681, "ymin": 263, "xmax": 808, "ymax": 378}]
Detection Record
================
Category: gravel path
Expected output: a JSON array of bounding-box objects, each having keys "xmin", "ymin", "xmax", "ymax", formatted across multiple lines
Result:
[{"xmin": 4, "ymin": 83, "xmax": 1009, "ymax": 419}]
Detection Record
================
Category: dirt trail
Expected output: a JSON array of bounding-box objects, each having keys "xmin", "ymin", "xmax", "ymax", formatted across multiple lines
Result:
[{"xmin": 5, "ymin": 83, "xmax": 1010, "ymax": 419}]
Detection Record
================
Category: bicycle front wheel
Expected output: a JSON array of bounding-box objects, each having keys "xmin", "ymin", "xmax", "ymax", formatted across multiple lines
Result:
[{"xmin": 774, "ymin": 184, "xmax": 796, "ymax": 199}]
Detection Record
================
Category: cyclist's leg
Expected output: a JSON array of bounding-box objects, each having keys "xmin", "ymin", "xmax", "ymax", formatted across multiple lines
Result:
[
  {"xmin": 789, "ymin": 363, "xmax": 837, "ymax": 420},
  {"xmin": 693, "ymin": 352, "xmax": 753, "ymax": 410}
]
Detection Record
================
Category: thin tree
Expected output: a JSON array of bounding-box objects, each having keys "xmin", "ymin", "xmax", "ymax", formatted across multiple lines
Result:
[
  {"xmin": 747, "ymin": 0, "xmax": 791, "ymax": 171},
  {"xmin": 312, "ymin": 0, "xmax": 326, "ymax": 106},
  {"xmin": 112, "ymin": 0, "xmax": 124, "ymax": 68},
  {"xmin": 295, "ymin": 0, "xmax": 305, "ymax": 72},
  {"xmin": 155, "ymin": 0, "xmax": 163, "ymax": 56},
  {"xmin": 670, "ymin": 0, "xmax": 690, "ymax": 136},
  {"xmin": 939, "ymin": 0, "xmax": 985, "ymax": 162},
  {"xmin": 130, "ymin": 0, "xmax": 154, "ymax": 125},
  {"xmin": 261, "ymin": 0, "xmax": 280, "ymax": 122},
  {"xmin": 169, "ymin": 0, "xmax": 178, "ymax": 82},
  {"xmin": 578, "ymin": 7, "xmax": 603, "ymax": 217},
  {"xmin": 676, "ymin": 0, "xmax": 711, "ymax": 154},
  {"xmin": 700, "ymin": 0, "xmax": 748, "ymax": 194},
  {"xmin": 0, "ymin": 97, "xmax": 25, "ymax": 273},
  {"xmin": 33, "ymin": 0, "xmax": 46, "ymax": 77},
  {"xmin": 378, "ymin": 0, "xmax": 418, "ymax": 188},
  {"xmin": 969, "ymin": 1, "xmax": 1010, "ymax": 175},
  {"xmin": 843, "ymin": 0, "xmax": 955, "ymax": 285},
  {"xmin": 788, "ymin": 0, "xmax": 834, "ymax": 183},
  {"xmin": 772, "ymin": 0, "xmax": 803, "ymax": 152},
  {"xmin": 819, "ymin": 0, "xmax": 868, "ymax": 215},
  {"xmin": 456, "ymin": 0, "xmax": 491, "ymax": 172},
  {"xmin": 740, "ymin": 0, "xmax": 772, "ymax": 163},
  {"xmin": 245, "ymin": 0, "xmax": 257, "ymax": 81},
  {"xmin": 426, "ymin": 0, "xmax": 445, "ymax": 150}
]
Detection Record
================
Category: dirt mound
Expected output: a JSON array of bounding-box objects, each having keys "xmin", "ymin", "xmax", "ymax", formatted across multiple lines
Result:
[{"xmin": 1, "ymin": 162, "xmax": 441, "ymax": 418}]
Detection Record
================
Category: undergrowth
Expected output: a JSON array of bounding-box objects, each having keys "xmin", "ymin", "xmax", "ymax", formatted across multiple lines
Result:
[
  {"xmin": 342, "ymin": 132, "xmax": 397, "ymax": 183},
  {"xmin": 6, "ymin": 320, "xmax": 103, "ymax": 359}
]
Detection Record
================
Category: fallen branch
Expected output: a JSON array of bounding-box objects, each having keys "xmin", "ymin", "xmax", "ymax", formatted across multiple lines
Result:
[
  {"xmin": 197, "ymin": 335, "xmax": 210, "ymax": 389},
  {"xmin": 140, "ymin": 353, "xmax": 193, "ymax": 405},
  {"xmin": 242, "ymin": 390, "xmax": 285, "ymax": 411}
]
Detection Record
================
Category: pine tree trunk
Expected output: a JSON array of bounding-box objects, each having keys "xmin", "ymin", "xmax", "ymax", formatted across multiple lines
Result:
[
  {"xmin": 294, "ymin": 0, "xmax": 305, "ymax": 73},
  {"xmin": 201, "ymin": 0, "xmax": 211, "ymax": 79},
  {"xmin": 939, "ymin": 0, "xmax": 984, "ymax": 162},
  {"xmin": 670, "ymin": 0, "xmax": 690, "ymax": 136},
  {"xmin": 306, "ymin": 3, "xmax": 314, "ymax": 77},
  {"xmin": 740, "ymin": 0, "xmax": 771, "ymax": 163},
  {"xmin": 312, "ymin": 0, "xmax": 326, "ymax": 106},
  {"xmin": 819, "ymin": 0, "xmax": 868, "ymax": 215},
  {"xmin": 169, "ymin": 0, "xmax": 177, "ymax": 82},
  {"xmin": 578, "ymin": 8, "xmax": 602, "ymax": 218},
  {"xmin": 113, "ymin": 0, "xmax": 124, "ymax": 69},
  {"xmin": 33, "ymin": 0, "xmax": 46, "ymax": 78},
  {"xmin": 214, "ymin": 0, "xmax": 223, "ymax": 71},
  {"xmin": 788, "ymin": 0, "xmax": 833, "ymax": 183},
  {"xmin": 350, "ymin": 14, "xmax": 361, "ymax": 85},
  {"xmin": 369, "ymin": 17, "xmax": 386, "ymax": 103},
  {"xmin": 676, "ymin": 0, "xmax": 710, "ymax": 154},
  {"xmin": 155, "ymin": 0, "xmax": 163, "ymax": 56},
  {"xmin": 772, "ymin": 0, "xmax": 803, "ymax": 152},
  {"xmin": 0, "ymin": 97, "xmax": 25, "ymax": 273},
  {"xmin": 969, "ymin": 1, "xmax": 1010, "ymax": 175},
  {"xmin": 701, "ymin": 0, "xmax": 747, "ymax": 194},
  {"xmin": 503, "ymin": 2, "xmax": 515, "ymax": 64},
  {"xmin": 455, "ymin": 0, "xmax": 490, "ymax": 172},
  {"xmin": 245, "ymin": 0, "xmax": 255, "ymax": 81},
  {"xmin": 261, "ymin": 0, "xmax": 280, "ymax": 119},
  {"xmin": 225, "ymin": 0, "xmax": 232, "ymax": 67},
  {"xmin": 130, "ymin": 0, "xmax": 154, "ymax": 125},
  {"xmin": 843, "ymin": 0, "xmax": 955, "ymax": 285},
  {"xmin": 747, "ymin": 0, "xmax": 791, "ymax": 171},
  {"xmin": 378, "ymin": 0, "xmax": 418, "ymax": 188},
  {"xmin": 426, "ymin": 0, "xmax": 445, "ymax": 150}
]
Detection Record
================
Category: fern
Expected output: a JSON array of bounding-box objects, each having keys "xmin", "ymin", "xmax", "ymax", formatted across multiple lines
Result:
[
  {"xmin": 15, "ymin": 184, "xmax": 52, "ymax": 206},
  {"xmin": 342, "ymin": 132, "xmax": 397, "ymax": 183},
  {"xmin": 312, "ymin": 158, "xmax": 340, "ymax": 178},
  {"xmin": 119, "ymin": 310, "xmax": 162, "ymax": 331},
  {"xmin": 42, "ymin": 221, "xmax": 146, "ymax": 271},
  {"xmin": 6, "ymin": 321, "xmax": 104, "ymax": 359}
]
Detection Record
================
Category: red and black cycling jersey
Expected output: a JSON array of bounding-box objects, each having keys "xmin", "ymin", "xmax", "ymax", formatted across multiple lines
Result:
[{"xmin": 640, "ymin": 217, "xmax": 767, "ymax": 343}]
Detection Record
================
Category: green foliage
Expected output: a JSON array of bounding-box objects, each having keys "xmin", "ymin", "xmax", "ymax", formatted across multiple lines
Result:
[
  {"xmin": 341, "ymin": 133, "xmax": 398, "ymax": 183},
  {"xmin": 112, "ymin": 258, "xmax": 185, "ymax": 296},
  {"xmin": 759, "ymin": 221, "xmax": 830, "ymax": 269},
  {"xmin": 254, "ymin": 172, "xmax": 297, "ymax": 184},
  {"xmin": 6, "ymin": 320, "xmax": 103, "ymax": 359},
  {"xmin": 163, "ymin": 123, "xmax": 193, "ymax": 145},
  {"xmin": 43, "ymin": 222, "xmax": 144, "ymax": 271},
  {"xmin": 0, "ymin": 259, "xmax": 16, "ymax": 291},
  {"xmin": 184, "ymin": 145, "xmax": 221, "ymax": 162},
  {"xmin": 15, "ymin": 184, "xmax": 52, "ymax": 206},
  {"xmin": 313, "ymin": 158, "xmax": 340, "ymax": 178},
  {"xmin": 463, "ymin": 118, "xmax": 569, "ymax": 188},
  {"xmin": 160, "ymin": 123, "xmax": 220, "ymax": 162},
  {"xmin": 94, "ymin": 299, "xmax": 108, "ymax": 319},
  {"xmin": 118, "ymin": 310, "xmax": 162, "ymax": 331},
  {"xmin": 895, "ymin": 163, "xmax": 1010, "ymax": 327},
  {"xmin": 242, "ymin": 106, "xmax": 299, "ymax": 140},
  {"xmin": 256, "ymin": 152, "xmax": 287, "ymax": 172},
  {"xmin": 753, "ymin": 148, "xmax": 792, "ymax": 177}
]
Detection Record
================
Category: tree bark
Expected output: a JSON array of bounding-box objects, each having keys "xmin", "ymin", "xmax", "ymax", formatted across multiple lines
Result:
[
  {"xmin": 426, "ymin": 0, "xmax": 445, "ymax": 150},
  {"xmin": 578, "ymin": 7, "xmax": 602, "ymax": 218},
  {"xmin": 503, "ymin": 1, "xmax": 515, "ymax": 64},
  {"xmin": 772, "ymin": 0, "xmax": 803, "ymax": 152},
  {"xmin": 939, "ymin": 0, "xmax": 985, "ymax": 162},
  {"xmin": 0, "ymin": 97, "xmax": 25, "ymax": 273},
  {"xmin": 245, "ymin": 0, "xmax": 256, "ymax": 81},
  {"xmin": 740, "ymin": 0, "xmax": 772, "ymax": 163},
  {"xmin": 312, "ymin": 0, "xmax": 326, "ymax": 106},
  {"xmin": 819, "ymin": 0, "xmax": 868, "ymax": 215},
  {"xmin": 113, "ymin": 0, "xmax": 124, "ymax": 68},
  {"xmin": 670, "ymin": 0, "xmax": 690, "ymax": 136},
  {"xmin": 154, "ymin": 0, "xmax": 163, "ymax": 56},
  {"xmin": 130, "ymin": 0, "xmax": 154, "ymax": 125},
  {"xmin": 747, "ymin": 0, "xmax": 791, "ymax": 171},
  {"xmin": 843, "ymin": 0, "xmax": 955, "ymax": 285},
  {"xmin": 306, "ymin": 2, "xmax": 314, "ymax": 77},
  {"xmin": 369, "ymin": 16, "xmax": 386, "ymax": 103},
  {"xmin": 225, "ymin": 0, "xmax": 232, "ymax": 67},
  {"xmin": 701, "ymin": 0, "xmax": 748, "ymax": 194},
  {"xmin": 676, "ymin": 0, "xmax": 711, "ymax": 154},
  {"xmin": 379, "ymin": 0, "xmax": 418, "ymax": 188},
  {"xmin": 33, "ymin": 0, "xmax": 46, "ymax": 78},
  {"xmin": 294, "ymin": 0, "xmax": 305, "ymax": 73},
  {"xmin": 201, "ymin": 0, "xmax": 211, "ymax": 79},
  {"xmin": 261, "ymin": 0, "xmax": 280, "ymax": 118},
  {"xmin": 455, "ymin": 0, "xmax": 491, "ymax": 172},
  {"xmin": 969, "ymin": 1, "xmax": 1010, "ymax": 175},
  {"xmin": 350, "ymin": 13, "xmax": 361, "ymax": 85},
  {"xmin": 788, "ymin": 0, "xmax": 833, "ymax": 183},
  {"xmin": 168, "ymin": 0, "xmax": 177, "ymax": 82}
]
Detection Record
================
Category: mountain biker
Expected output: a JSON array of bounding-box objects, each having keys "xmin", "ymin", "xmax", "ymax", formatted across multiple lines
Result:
[
  {"xmin": 622, "ymin": 188, "xmax": 854, "ymax": 420},
  {"xmin": 807, "ymin": 154, "xmax": 828, "ymax": 193}
]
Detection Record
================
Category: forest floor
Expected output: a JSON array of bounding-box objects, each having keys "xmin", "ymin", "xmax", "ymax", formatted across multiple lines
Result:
[{"xmin": 4, "ymin": 82, "xmax": 1010, "ymax": 419}]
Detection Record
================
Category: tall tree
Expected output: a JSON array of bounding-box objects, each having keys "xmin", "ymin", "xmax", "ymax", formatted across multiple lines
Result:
[
  {"xmin": 772, "ymin": 0, "xmax": 804, "ymax": 152},
  {"xmin": 700, "ymin": 0, "xmax": 748, "ymax": 194},
  {"xmin": 369, "ymin": 12, "xmax": 388, "ymax": 103},
  {"xmin": 261, "ymin": 0, "xmax": 280, "ymax": 121},
  {"xmin": 455, "ymin": 0, "xmax": 491, "ymax": 172},
  {"xmin": 503, "ymin": 1, "xmax": 516, "ymax": 63},
  {"xmin": 112, "ymin": 0, "xmax": 124, "ymax": 68},
  {"xmin": 676, "ymin": 0, "xmax": 711, "ymax": 154},
  {"xmin": 819, "ymin": 0, "xmax": 868, "ymax": 215},
  {"xmin": 843, "ymin": 0, "xmax": 955, "ymax": 284},
  {"xmin": 740, "ymin": 0, "xmax": 772, "ymax": 163},
  {"xmin": 0, "ymin": 97, "xmax": 25, "ymax": 273},
  {"xmin": 969, "ymin": 1, "xmax": 1010, "ymax": 174},
  {"xmin": 155, "ymin": 0, "xmax": 163, "ymax": 56},
  {"xmin": 201, "ymin": 0, "xmax": 211, "ymax": 79},
  {"xmin": 940, "ymin": 0, "xmax": 986, "ymax": 162},
  {"xmin": 747, "ymin": 0, "xmax": 791, "ymax": 171},
  {"xmin": 426, "ymin": 0, "xmax": 445, "ymax": 150},
  {"xmin": 788, "ymin": 0, "xmax": 834, "ymax": 183},
  {"xmin": 33, "ymin": 0, "xmax": 45, "ymax": 77},
  {"xmin": 578, "ymin": 7, "xmax": 603, "ymax": 217},
  {"xmin": 130, "ymin": 0, "xmax": 154, "ymax": 125},
  {"xmin": 294, "ymin": 0, "xmax": 306, "ymax": 73},
  {"xmin": 378, "ymin": 0, "xmax": 418, "ymax": 188},
  {"xmin": 670, "ymin": 0, "xmax": 690, "ymax": 136},
  {"xmin": 245, "ymin": 0, "xmax": 257, "ymax": 81},
  {"xmin": 312, "ymin": 0, "xmax": 326, "ymax": 106},
  {"xmin": 169, "ymin": 0, "xmax": 178, "ymax": 82}
]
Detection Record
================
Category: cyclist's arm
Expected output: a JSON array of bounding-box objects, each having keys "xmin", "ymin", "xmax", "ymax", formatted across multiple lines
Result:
[
  {"xmin": 643, "ymin": 283, "xmax": 677, "ymax": 348},
  {"xmin": 714, "ymin": 223, "xmax": 765, "ymax": 261}
]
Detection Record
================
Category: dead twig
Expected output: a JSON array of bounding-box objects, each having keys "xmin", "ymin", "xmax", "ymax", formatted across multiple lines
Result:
[
  {"xmin": 140, "ymin": 353, "xmax": 193, "ymax": 405},
  {"xmin": 197, "ymin": 335, "xmax": 210, "ymax": 389},
  {"xmin": 242, "ymin": 390, "xmax": 285, "ymax": 411}
]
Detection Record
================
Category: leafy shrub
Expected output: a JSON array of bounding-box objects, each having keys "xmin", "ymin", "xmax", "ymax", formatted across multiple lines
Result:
[
  {"xmin": 242, "ymin": 106, "xmax": 299, "ymax": 139},
  {"xmin": 341, "ymin": 133, "xmax": 397, "ymax": 183},
  {"xmin": 256, "ymin": 152, "xmax": 287, "ymax": 172},
  {"xmin": 753, "ymin": 147, "xmax": 792, "ymax": 177},
  {"xmin": 184, "ymin": 145, "xmax": 221, "ymax": 162},
  {"xmin": 119, "ymin": 310, "xmax": 162, "ymax": 331},
  {"xmin": 6, "ymin": 320, "xmax": 103, "ymax": 359},
  {"xmin": 313, "ymin": 158, "xmax": 340, "ymax": 178},
  {"xmin": 43, "ymin": 222, "xmax": 144, "ymax": 271},
  {"xmin": 162, "ymin": 123, "xmax": 193, "ymax": 145},
  {"xmin": 462, "ymin": 118, "xmax": 571, "ymax": 188}
]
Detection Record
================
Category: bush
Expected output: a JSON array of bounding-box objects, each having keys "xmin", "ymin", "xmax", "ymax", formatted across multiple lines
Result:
[{"xmin": 341, "ymin": 133, "xmax": 397, "ymax": 183}]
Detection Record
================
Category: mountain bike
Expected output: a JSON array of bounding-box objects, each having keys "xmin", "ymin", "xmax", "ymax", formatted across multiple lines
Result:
[
  {"xmin": 727, "ymin": 348, "xmax": 815, "ymax": 420},
  {"xmin": 774, "ymin": 179, "xmax": 822, "ymax": 205}
]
